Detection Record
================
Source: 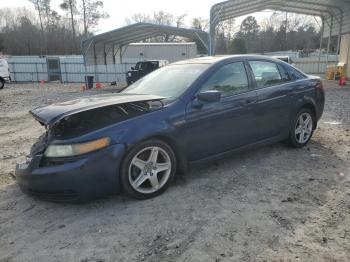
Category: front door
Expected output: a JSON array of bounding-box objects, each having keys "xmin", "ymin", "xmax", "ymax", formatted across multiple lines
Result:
[{"xmin": 184, "ymin": 61, "xmax": 259, "ymax": 161}]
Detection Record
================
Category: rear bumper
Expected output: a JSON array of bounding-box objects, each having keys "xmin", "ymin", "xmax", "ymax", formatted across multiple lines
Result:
[{"xmin": 15, "ymin": 144, "xmax": 126, "ymax": 202}]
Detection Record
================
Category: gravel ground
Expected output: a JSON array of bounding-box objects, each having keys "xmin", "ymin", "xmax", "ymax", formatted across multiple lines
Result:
[{"xmin": 0, "ymin": 81, "xmax": 349, "ymax": 262}]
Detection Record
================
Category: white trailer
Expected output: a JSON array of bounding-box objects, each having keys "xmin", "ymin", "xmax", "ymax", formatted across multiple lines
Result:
[{"xmin": 115, "ymin": 42, "xmax": 198, "ymax": 64}]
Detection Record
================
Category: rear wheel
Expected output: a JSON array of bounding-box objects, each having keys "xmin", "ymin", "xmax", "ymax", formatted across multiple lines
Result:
[
  {"xmin": 288, "ymin": 108, "xmax": 315, "ymax": 148},
  {"xmin": 0, "ymin": 79, "xmax": 4, "ymax": 89},
  {"xmin": 120, "ymin": 139, "xmax": 176, "ymax": 199}
]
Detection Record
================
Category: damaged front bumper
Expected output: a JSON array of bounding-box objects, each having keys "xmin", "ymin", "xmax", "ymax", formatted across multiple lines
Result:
[{"xmin": 15, "ymin": 144, "xmax": 126, "ymax": 202}]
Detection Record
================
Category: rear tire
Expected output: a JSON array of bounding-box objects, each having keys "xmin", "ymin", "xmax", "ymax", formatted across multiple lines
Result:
[
  {"xmin": 0, "ymin": 79, "xmax": 4, "ymax": 89},
  {"xmin": 288, "ymin": 108, "xmax": 315, "ymax": 148},
  {"xmin": 120, "ymin": 139, "xmax": 176, "ymax": 200}
]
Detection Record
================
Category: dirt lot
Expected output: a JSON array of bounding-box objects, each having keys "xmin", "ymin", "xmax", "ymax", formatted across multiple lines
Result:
[{"xmin": 0, "ymin": 81, "xmax": 349, "ymax": 262}]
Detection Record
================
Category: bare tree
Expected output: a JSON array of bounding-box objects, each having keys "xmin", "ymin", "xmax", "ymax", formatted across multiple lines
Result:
[
  {"xmin": 60, "ymin": 0, "xmax": 78, "ymax": 53},
  {"xmin": 125, "ymin": 13, "xmax": 151, "ymax": 24},
  {"xmin": 125, "ymin": 11, "xmax": 187, "ymax": 42},
  {"xmin": 28, "ymin": 0, "xmax": 45, "ymax": 54},
  {"xmin": 216, "ymin": 18, "xmax": 236, "ymax": 40},
  {"xmin": 80, "ymin": 0, "xmax": 109, "ymax": 38},
  {"xmin": 191, "ymin": 17, "xmax": 209, "ymax": 31}
]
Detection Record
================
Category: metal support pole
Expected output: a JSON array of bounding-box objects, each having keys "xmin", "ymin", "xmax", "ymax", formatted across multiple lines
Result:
[
  {"xmin": 318, "ymin": 18, "xmax": 324, "ymax": 74},
  {"xmin": 104, "ymin": 44, "xmax": 107, "ymax": 65},
  {"xmin": 82, "ymin": 39, "xmax": 93, "ymax": 85},
  {"xmin": 326, "ymin": 16, "xmax": 333, "ymax": 70},
  {"xmin": 346, "ymin": 36, "xmax": 350, "ymax": 77},
  {"xmin": 93, "ymin": 43, "xmax": 98, "ymax": 83},
  {"xmin": 35, "ymin": 63, "xmax": 39, "ymax": 82},
  {"xmin": 335, "ymin": 13, "xmax": 343, "ymax": 80},
  {"xmin": 112, "ymin": 45, "xmax": 116, "ymax": 64},
  {"xmin": 119, "ymin": 45, "xmax": 123, "ymax": 64},
  {"xmin": 336, "ymin": 13, "xmax": 343, "ymax": 58},
  {"xmin": 65, "ymin": 63, "xmax": 67, "ymax": 83}
]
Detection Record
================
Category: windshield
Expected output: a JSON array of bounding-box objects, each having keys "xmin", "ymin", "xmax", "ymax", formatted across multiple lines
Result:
[
  {"xmin": 135, "ymin": 62, "xmax": 143, "ymax": 70},
  {"xmin": 123, "ymin": 64, "xmax": 209, "ymax": 100}
]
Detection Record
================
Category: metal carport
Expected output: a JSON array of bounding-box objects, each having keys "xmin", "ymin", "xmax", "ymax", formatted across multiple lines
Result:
[
  {"xmin": 81, "ymin": 23, "xmax": 209, "ymax": 66},
  {"xmin": 209, "ymin": 0, "xmax": 350, "ymax": 61}
]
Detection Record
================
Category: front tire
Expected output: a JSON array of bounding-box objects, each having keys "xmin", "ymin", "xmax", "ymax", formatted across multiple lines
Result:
[
  {"xmin": 120, "ymin": 139, "xmax": 176, "ymax": 200},
  {"xmin": 0, "ymin": 79, "xmax": 4, "ymax": 89},
  {"xmin": 288, "ymin": 108, "xmax": 315, "ymax": 148}
]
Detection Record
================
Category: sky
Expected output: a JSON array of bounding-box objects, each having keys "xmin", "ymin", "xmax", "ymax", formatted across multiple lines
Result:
[{"xmin": 6, "ymin": 0, "xmax": 273, "ymax": 34}]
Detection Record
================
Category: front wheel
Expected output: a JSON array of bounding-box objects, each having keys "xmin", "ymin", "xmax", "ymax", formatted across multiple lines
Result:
[
  {"xmin": 288, "ymin": 108, "xmax": 315, "ymax": 148},
  {"xmin": 120, "ymin": 139, "xmax": 176, "ymax": 199},
  {"xmin": 0, "ymin": 79, "xmax": 4, "ymax": 89}
]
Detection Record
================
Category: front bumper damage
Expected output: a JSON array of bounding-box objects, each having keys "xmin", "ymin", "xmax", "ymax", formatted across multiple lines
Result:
[{"xmin": 15, "ymin": 144, "xmax": 126, "ymax": 202}]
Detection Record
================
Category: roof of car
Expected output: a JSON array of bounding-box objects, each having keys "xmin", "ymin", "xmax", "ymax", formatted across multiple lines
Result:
[{"xmin": 172, "ymin": 55, "xmax": 284, "ymax": 65}]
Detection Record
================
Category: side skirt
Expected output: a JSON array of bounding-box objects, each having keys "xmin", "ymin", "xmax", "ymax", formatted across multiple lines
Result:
[{"xmin": 188, "ymin": 134, "xmax": 286, "ymax": 168}]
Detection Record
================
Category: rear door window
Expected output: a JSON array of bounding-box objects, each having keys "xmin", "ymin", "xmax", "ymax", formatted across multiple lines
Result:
[
  {"xmin": 249, "ymin": 61, "xmax": 283, "ymax": 88},
  {"xmin": 201, "ymin": 62, "xmax": 249, "ymax": 97}
]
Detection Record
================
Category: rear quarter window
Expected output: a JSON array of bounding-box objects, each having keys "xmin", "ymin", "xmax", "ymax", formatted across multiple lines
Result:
[{"xmin": 290, "ymin": 67, "xmax": 307, "ymax": 80}]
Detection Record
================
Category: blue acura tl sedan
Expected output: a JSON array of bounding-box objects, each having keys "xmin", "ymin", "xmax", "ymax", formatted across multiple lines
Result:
[{"xmin": 16, "ymin": 55, "xmax": 325, "ymax": 201}]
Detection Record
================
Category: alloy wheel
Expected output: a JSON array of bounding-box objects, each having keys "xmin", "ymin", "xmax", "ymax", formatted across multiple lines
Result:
[
  {"xmin": 295, "ymin": 112, "xmax": 313, "ymax": 144},
  {"xmin": 128, "ymin": 146, "xmax": 172, "ymax": 194}
]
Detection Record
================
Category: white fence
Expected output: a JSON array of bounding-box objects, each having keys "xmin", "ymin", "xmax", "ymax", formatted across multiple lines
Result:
[
  {"xmin": 7, "ymin": 56, "xmax": 134, "ymax": 84},
  {"xmin": 293, "ymin": 56, "xmax": 338, "ymax": 74},
  {"xmin": 7, "ymin": 54, "xmax": 340, "ymax": 83}
]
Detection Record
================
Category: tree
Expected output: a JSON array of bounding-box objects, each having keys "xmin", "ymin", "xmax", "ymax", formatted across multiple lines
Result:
[
  {"xmin": 125, "ymin": 13, "xmax": 150, "ymax": 24},
  {"xmin": 238, "ymin": 16, "xmax": 260, "ymax": 52},
  {"xmin": 125, "ymin": 11, "xmax": 187, "ymax": 42},
  {"xmin": 229, "ymin": 37, "xmax": 247, "ymax": 54},
  {"xmin": 28, "ymin": 0, "xmax": 45, "ymax": 54},
  {"xmin": 191, "ymin": 17, "xmax": 208, "ymax": 31},
  {"xmin": 216, "ymin": 18, "xmax": 236, "ymax": 41},
  {"xmin": 80, "ymin": 0, "xmax": 109, "ymax": 37},
  {"xmin": 240, "ymin": 16, "xmax": 260, "ymax": 35},
  {"xmin": 60, "ymin": 0, "xmax": 78, "ymax": 53}
]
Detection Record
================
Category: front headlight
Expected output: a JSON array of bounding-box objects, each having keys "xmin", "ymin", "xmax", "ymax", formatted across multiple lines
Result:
[
  {"xmin": 44, "ymin": 137, "xmax": 111, "ymax": 158},
  {"xmin": 128, "ymin": 72, "xmax": 132, "ymax": 77}
]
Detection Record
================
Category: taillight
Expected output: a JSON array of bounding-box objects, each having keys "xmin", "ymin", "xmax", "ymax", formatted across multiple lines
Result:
[{"xmin": 315, "ymin": 81, "xmax": 324, "ymax": 91}]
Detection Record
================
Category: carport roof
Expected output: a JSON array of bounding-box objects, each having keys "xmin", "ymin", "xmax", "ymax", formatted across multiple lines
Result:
[
  {"xmin": 81, "ymin": 23, "xmax": 209, "ymax": 65},
  {"xmin": 209, "ymin": 0, "xmax": 350, "ymax": 54}
]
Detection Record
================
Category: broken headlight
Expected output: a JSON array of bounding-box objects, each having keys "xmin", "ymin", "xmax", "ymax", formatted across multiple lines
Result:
[{"xmin": 44, "ymin": 137, "xmax": 111, "ymax": 158}]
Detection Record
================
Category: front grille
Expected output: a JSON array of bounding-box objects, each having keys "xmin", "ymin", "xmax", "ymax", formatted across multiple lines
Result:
[
  {"xmin": 40, "ymin": 157, "xmax": 80, "ymax": 167},
  {"xmin": 27, "ymin": 189, "xmax": 78, "ymax": 202}
]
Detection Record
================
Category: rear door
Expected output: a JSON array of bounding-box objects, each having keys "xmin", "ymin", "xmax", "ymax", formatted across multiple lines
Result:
[
  {"xmin": 184, "ymin": 61, "xmax": 259, "ymax": 161},
  {"xmin": 247, "ymin": 60, "xmax": 296, "ymax": 140}
]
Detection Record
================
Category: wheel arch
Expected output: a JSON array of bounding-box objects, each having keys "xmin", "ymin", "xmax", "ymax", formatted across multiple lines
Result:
[
  {"xmin": 144, "ymin": 134, "xmax": 188, "ymax": 175},
  {"xmin": 298, "ymin": 102, "xmax": 317, "ymax": 129},
  {"xmin": 124, "ymin": 134, "xmax": 188, "ymax": 175}
]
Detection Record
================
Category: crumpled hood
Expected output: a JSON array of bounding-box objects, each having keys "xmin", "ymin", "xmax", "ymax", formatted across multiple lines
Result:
[{"xmin": 30, "ymin": 93, "xmax": 165, "ymax": 126}]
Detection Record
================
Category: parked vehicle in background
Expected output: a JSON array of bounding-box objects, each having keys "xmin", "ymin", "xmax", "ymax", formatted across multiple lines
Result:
[
  {"xmin": 126, "ymin": 60, "xmax": 168, "ymax": 85},
  {"xmin": 16, "ymin": 55, "xmax": 325, "ymax": 202},
  {"xmin": 0, "ymin": 59, "xmax": 11, "ymax": 89},
  {"xmin": 272, "ymin": 56, "xmax": 293, "ymax": 64}
]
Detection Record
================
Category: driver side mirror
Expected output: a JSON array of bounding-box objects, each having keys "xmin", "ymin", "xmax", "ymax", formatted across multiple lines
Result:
[
  {"xmin": 131, "ymin": 67, "xmax": 135, "ymax": 70},
  {"xmin": 196, "ymin": 90, "xmax": 221, "ymax": 103}
]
